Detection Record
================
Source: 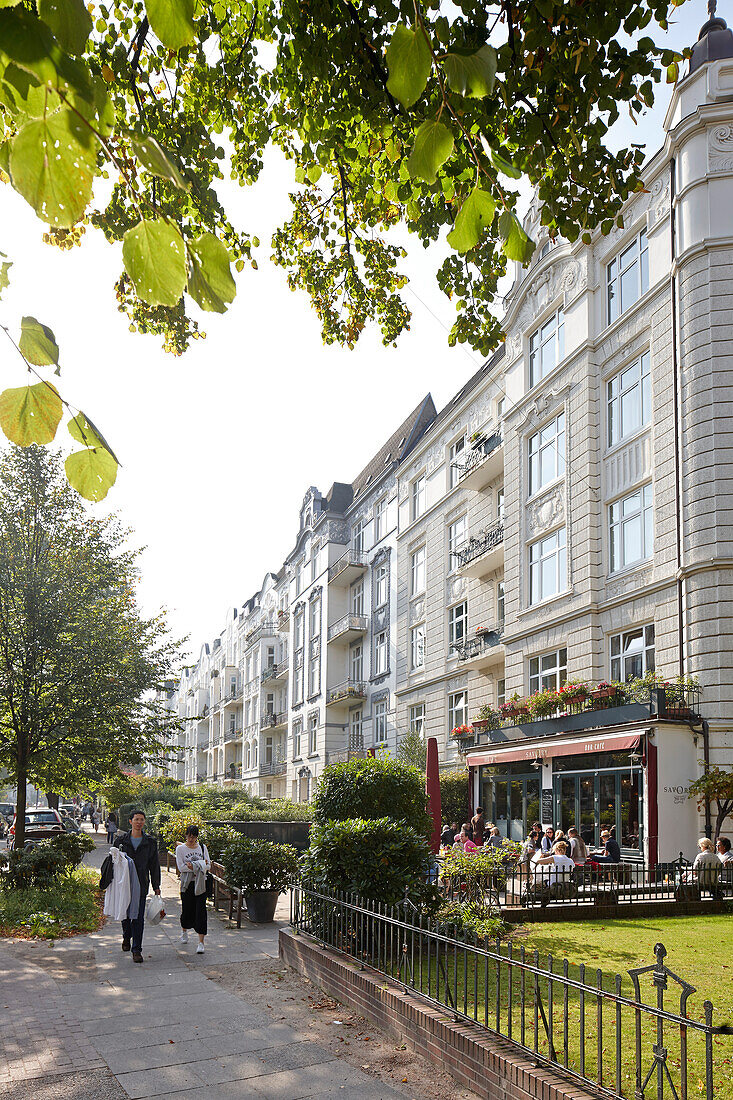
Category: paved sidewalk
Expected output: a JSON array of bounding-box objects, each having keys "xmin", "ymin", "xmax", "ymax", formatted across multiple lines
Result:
[{"xmin": 0, "ymin": 831, "xmax": 404, "ymax": 1099}]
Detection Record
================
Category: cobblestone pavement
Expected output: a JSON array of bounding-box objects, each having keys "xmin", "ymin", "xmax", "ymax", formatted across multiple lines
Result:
[{"xmin": 0, "ymin": 829, "xmax": 406, "ymax": 1099}]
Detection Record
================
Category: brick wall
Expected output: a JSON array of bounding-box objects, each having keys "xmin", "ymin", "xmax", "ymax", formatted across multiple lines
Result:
[{"xmin": 280, "ymin": 928, "xmax": 600, "ymax": 1100}]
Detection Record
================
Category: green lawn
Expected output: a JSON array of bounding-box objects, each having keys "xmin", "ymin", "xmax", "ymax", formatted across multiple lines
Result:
[{"xmin": 0, "ymin": 867, "xmax": 102, "ymax": 939}]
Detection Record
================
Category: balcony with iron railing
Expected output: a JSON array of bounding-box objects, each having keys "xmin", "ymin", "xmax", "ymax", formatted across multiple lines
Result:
[
  {"xmin": 328, "ymin": 549, "xmax": 367, "ymax": 586},
  {"xmin": 326, "ymin": 680, "xmax": 367, "ymax": 707},
  {"xmin": 224, "ymin": 725, "xmax": 243, "ymax": 742},
  {"xmin": 327, "ymin": 613, "xmax": 368, "ymax": 644},
  {"xmin": 451, "ymin": 623, "xmax": 505, "ymax": 670},
  {"xmin": 246, "ymin": 620, "xmax": 278, "ymax": 644},
  {"xmin": 326, "ymin": 748, "xmax": 367, "ymax": 765},
  {"xmin": 261, "ymin": 661, "xmax": 287, "ymax": 684},
  {"xmin": 260, "ymin": 710, "xmax": 287, "ymax": 730},
  {"xmin": 277, "ymin": 608, "xmax": 290, "ymax": 632},
  {"xmin": 452, "ymin": 430, "xmax": 503, "ymax": 491},
  {"xmin": 455, "ymin": 519, "xmax": 504, "ymax": 577},
  {"xmin": 259, "ymin": 756, "xmax": 287, "ymax": 777}
]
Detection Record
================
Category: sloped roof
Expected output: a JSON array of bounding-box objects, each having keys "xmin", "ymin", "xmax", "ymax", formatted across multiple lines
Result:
[{"xmin": 351, "ymin": 394, "xmax": 436, "ymax": 501}]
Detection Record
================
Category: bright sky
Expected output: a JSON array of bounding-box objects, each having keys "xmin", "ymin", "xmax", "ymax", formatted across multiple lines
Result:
[{"xmin": 0, "ymin": 4, "xmax": 705, "ymax": 660}]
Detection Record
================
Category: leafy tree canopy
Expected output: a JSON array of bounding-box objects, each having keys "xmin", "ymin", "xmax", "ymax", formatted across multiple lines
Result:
[
  {"xmin": 0, "ymin": 0, "xmax": 688, "ymax": 496},
  {"xmin": 688, "ymin": 766, "xmax": 733, "ymax": 842}
]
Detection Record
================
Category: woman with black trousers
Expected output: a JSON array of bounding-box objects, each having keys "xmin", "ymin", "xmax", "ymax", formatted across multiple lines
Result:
[{"xmin": 174, "ymin": 825, "xmax": 211, "ymax": 954}]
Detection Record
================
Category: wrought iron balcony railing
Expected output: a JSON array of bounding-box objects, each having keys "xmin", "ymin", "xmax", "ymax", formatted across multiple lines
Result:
[
  {"xmin": 260, "ymin": 711, "xmax": 287, "ymax": 730},
  {"xmin": 453, "ymin": 430, "xmax": 503, "ymax": 481},
  {"xmin": 328, "ymin": 549, "xmax": 367, "ymax": 583},
  {"xmin": 455, "ymin": 519, "xmax": 504, "ymax": 570},
  {"xmin": 451, "ymin": 623, "xmax": 505, "ymax": 662},
  {"xmin": 327, "ymin": 614, "xmax": 368, "ymax": 642},
  {"xmin": 326, "ymin": 680, "xmax": 367, "ymax": 706}
]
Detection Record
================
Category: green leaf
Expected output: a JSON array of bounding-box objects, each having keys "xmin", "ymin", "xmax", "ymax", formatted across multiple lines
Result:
[
  {"xmin": 306, "ymin": 164, "xmax": 322, "ymax": 184},
  {"xmin": 65, "ymin": 447, "xmax": 118, "ymax": 502},
  {"xmin": 482, "ymin": 139, "xmax": 522, "ymax": 180},
  {"xmin": 385, "ymin": 24, "xmax": 432, "ymax": 108},
  {"xmin": 129, "ymin": 133, "xmax": 189, "ymax": 190},
  {"xmin": 0, "ymin": 381, "xmax": 62, "ymax": 445},
  {"xmin": 407, "ymin": 119, "xmax": 454, "ymax": 184},
  {"xmin": 499, "ymin": 210, "xmax": 534, "ymax": 264},
  {"xmin": 186, "ymin": 232, "xmax": 236, "ymax": 314},
  {"xmin": 122, "ymin": 218, "xmax": 186, "ymax": 306},
  {"xmin": 443, "ymin": 45, "xmax": 497, "ymax": 99},
  {"xmin": 19, "ymin": 315, "xmax": 59, "ymax": 369},
  {"xmin": 68, "ymin": 412, "xmax": 119, "ymax": 464},
  {"xmin": 447, "ymin": 187, "xmax": 496, "ymax": 253},
  {"xmin": 0, "ymin": 250, "xmax": 11, "ymax": 299},
  {"xmin": 9, "ymin": 109, "xmax": 97, "ymax": 226},
  {"xmin": 666, "ymin": 61, "xmax": 679, "ymax": 83},
  {"xmin": 0, "ymin": 8, "xmax": 92, "ymax": 102},
  {"xmin": 145, "ymin": 0, "xmax": 195, "ymax": 51},
  {"xmin": 37, "ymin": 0, "xmax": 92, "ymax": 56}
]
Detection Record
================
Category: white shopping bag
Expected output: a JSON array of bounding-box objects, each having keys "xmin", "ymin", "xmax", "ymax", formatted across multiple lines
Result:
[{"xmin": 145, "ymin": 895, "xmax": 166, "ymax": 924}]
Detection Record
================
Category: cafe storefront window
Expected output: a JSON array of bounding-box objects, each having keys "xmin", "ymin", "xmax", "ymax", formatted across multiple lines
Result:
[
  {"xmin": 553, "ymin": 751, "xmax": 643, "ymax": 851},
  {"xmin": 479, "ymin": 762, "xmax": 541, "ymax": 844}
]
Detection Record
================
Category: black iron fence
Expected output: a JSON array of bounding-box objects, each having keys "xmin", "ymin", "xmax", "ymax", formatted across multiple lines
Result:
[{"xmin": 291, "ymin": 882, "xmax": 731, "ymax": 1100}]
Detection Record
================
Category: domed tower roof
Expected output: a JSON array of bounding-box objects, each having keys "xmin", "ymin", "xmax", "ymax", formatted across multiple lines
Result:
[{"xmin": 689, "ymin": 0, "xmax": 733, "ymax": 72}]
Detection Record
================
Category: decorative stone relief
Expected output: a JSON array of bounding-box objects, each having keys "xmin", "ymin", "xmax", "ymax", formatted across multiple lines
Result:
[
  {"xmin": 647, "ymin": 176, "xmax": 670, "ymax": 229},
  {"xmin": 327, "ymin": 520, "xmax": 349, "ymax": 544},
  {"xmin": 597, "ymin": 301, "xmax": 656, "ymax": 367},
  {"xmin": 446, "ymin": 676, "xmax": 466, "ymax": 693},
  {"xmin": 506, "ymin": 255, "xmax": 589, "ymax": 355},
  {"xmin": 447, "ymin": 576, "xmax": 467, "ymax": 602},
  {"xmin": 515, "ymin": 380, "xmax": 572, "ymax": 433},
  {"xmin": 409, "ymin": 598, "xmax": 425, "ymax": 623},
  {"xmin": 525, "ymin": 484, "xmax": 565, "ymax": 537},
  {"xmin": 398, "ymin": 479, "xmax": 409, "ymax": 502},
  {"xmin": 605, "ymin": 566, "xmax": 654, "ymax": 601},
  {"xmin": 425, "ymin": 440, "xmax": 445, "ymax": 475},
  {"xmin": 709, "ymin": 124, "xmax": 733, "ymax": 172},
  {"xmin": 604, "ymin": 435, "xmax": 652, "ymax": 499}
]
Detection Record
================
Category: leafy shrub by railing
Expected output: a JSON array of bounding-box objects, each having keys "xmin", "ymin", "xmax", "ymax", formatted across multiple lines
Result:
[
  {"xmin": 203, "ymin": 825, "xmax": 240, "ymax": 861},
  {"xmin": 0, "ymin": 831, "xmax": 96, "ymax": 891},
  {"xmin": 221, "ymin": 836, "xmax": 299, "ymax": 894},
  {"xmin": 314, "ymin": 756, "xmax": 432, "ymax": 839},
  {"xmin": 158, "ymin": 809, "xmax": 206, "ymax": 849}
]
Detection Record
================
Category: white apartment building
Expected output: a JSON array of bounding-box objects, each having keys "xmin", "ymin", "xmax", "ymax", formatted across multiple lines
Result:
[{"xmin": 396, "ymin": 16, "xmax": 733, "ymax": 862}]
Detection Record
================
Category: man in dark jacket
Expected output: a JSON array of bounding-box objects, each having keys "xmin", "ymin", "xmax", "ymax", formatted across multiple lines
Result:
[{"xmin": 114, "ymin": 810, "xmax": 161, "ymax": 963}]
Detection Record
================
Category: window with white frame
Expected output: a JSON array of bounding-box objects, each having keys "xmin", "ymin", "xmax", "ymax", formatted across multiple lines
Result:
[
  {"xmin": 308, "ymin": 711, "xmax": 318, "ymax": 755},
  {"xmin": 497, "ymin": 679, "xmax": 506, "ymax": 707},
  {"xmin": 294, "ymin": 565, "xmax": 301, "ymax": 597},
  {"xmin": 607, "ymin": 229, "xmax": 648, "ymax": 324},
  {"xmin": 411, "ymin": 545, "xmax": 426, "ymax": 594},
  {"xmin": 294, "ymin": 608, "xmax": 304, "ymax": 650},
  {"xmin": 609, "ymin": 484, "xmax": 653, "ymax": 573},
  {"xmin": 374, "ymin": 497, "xmax": 387, "ymax": 542},
  {"xmin": 448, "ymin": 690, "xmax": 468, "ymax": 733},
  {"xmin": 496, "ymin": 397, "xmax": 505, "ymax": 421},
  {"xmin": 374, "ymin": 630, "xmax": 388, "ymax": 675},
  {"xmin": 375, "ymin": 561, "xmax": 388, "ymax": 607},
  {"xmin": 529, "ymin": 528, "xmax": 567, "ymax": 604},
  {"xmin": 497, "ymin": 580, "xmax": 505, "ymax": 624},
  {"xmin": 253, "ymin": 740, "xmax": 258, "ymax": 768},
  {"xmin": 449, "ymin": 436, "xmax": 466, "ymax": 490},
  {"xmin": 409, "ymin": 703, "xmax": 425, "ymax": 736},
  {"xmin": 448, "ymin": 601, "xmax": 468, "ymax": 648},
  {"xmin": 374, "ymin": 698, "xmax": 388, "ymax": 744},
  {"xmin": 497, "ymin": 487, "xmax": 505, "ymax": 522},
  {"xmin": 309, "ymin": 594, "xmax": 320, "ymax": 638},
  {"xmin": 412, "ymin": 475, "xmax": 426, "ymax": 520},
  {"xmin": 610, "ymin": 624, "xmax": 655, "ymax": 682},
  {"xmin": 310, "ymin": 545, "xmax": 318, "ymax": 582},
  {"xmin": 308, "ymin": 650, "xmax": 319, "ymax": 697},
  {"xmin": 245, "ymin": 743, "xmax": 251, "ymax": 770},
  {"xmin": 528, "ymin": 412, "xmax": 565, "ymax": 495},
  {"xmin": 448, "ymin": 515, "xmax": 467, "ymax": 566},
  {"xmin": 529, "ymin": 308, "xmax": 565, "ymax": 387},
  {"xmin": 410, "ymin": 623, "xmax": 425, "ymax": 670},
  {"xmin": 608, "ymin": 352, "xmax": 651, "ymax": 446},
  {"xmin": 353, "ymin": 518, "xmax": 365, "ymax": 554},
  {"xmin": 349, "ymin": 708, "xmax": 363, "ymax": 750},
  {"xmin": 350, "ymin": 642, "xmax": 363, "ymax": 682},
  {"xmin": 350, "ymin": 578, "xmax": 364, "ymax": 617},
  {"xmin": 529, "ymin": 648, "xmax": 568, "ymax": 694}
]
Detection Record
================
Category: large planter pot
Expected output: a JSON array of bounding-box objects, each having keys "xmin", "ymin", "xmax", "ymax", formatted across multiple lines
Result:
[{"xmin": 245, "ymin": 889, "xmax": 281, "ymax": 923}]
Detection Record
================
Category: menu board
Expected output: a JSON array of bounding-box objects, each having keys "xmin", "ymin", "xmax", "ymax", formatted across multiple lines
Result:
[{"xmin": 541, "ymin": 788, "xmax": 553, "ymax": 826}]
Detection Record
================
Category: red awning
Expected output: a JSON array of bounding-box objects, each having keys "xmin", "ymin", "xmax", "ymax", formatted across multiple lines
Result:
[{"xmin": 466, "ymin": 729, "xmax": 643, "ymax": 768}]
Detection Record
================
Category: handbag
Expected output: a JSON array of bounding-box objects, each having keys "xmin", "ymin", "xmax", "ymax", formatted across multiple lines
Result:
[{"xmin": 145, "ymin": 894, "xmax": 166, "ymax": 924}]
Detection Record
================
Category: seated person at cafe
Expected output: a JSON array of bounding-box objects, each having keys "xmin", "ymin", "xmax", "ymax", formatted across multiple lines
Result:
[
  {"xmin": 567, "ymin": 826, "xmax": 587, "ymax": 865},
  {"xmin": 458, "ymin": 824, "xmax": 478, "ymax": 853},
  {"xmin": 717, "ymin": 837, "xmax": 732, "ymax": 864},
  {"xmin": 693, "ymin": 838, "xmax": 721, "ymax": 895},
  {"xmin": 540, "ymin": 826, "xmax": 555, "ymax": 853},
  {"xmin": 441, "ymin": 821, "xmax": 458, "ymax": 848},
  {"xmin": 487, "ymin": 825, "xmax": 503, "ymax": 849},
  {"xmin": 532, "ymin": 840, "xmax": 575, "ymax": 883},
  {"xmin": 520, "ymin": 836, "xmax": 538, "ymax": 863},
  {"xmin": 591, "ymin": 829, "xmax": 621, "ymax": 864}
]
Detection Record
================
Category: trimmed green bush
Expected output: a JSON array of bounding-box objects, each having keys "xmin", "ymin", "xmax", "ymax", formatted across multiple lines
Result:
[
  {"xmin": 203, "ymin": 825, "xmax": 239, "ymax": 861},
  {"xmin": 221, "ymin": 837, "xmax": 299, "ymax": 894},
  {"xmin": 49, "ymin": 831, "xmax": 95, "ymax": 871},
  {"xmin": 302, "ymin": 817, "xmax": 438, "ymax": 907},
  {"xmin": 313, "ymin": 757, "xmax": 432, "ymax": 838},
  {"xmin": 158, "ymin": 809, "xmax": 206, "ymax": 850},
  {"xmin": 0, "ymin": 845, "xmax": 67, "ymax": 890},
  {"xmin": 439, "ymin": 768, "xmax": 470, "ymax": 828}
]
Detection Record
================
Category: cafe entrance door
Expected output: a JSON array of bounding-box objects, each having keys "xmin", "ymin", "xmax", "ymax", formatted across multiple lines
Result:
[
  {"xmin": 553, "ymin": 754, "xmax": 642, "ymax": 851},
  {"xmin": 481, "ymin": 766, "xmax": 540, "ymax": 843}
]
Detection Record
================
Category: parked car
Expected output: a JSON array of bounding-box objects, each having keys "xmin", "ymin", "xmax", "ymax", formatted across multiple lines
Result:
[
  {"xmin": 59, "ymin": 813, "xmax": 81, "ymax": 834},
  {"xmin": 0, "ymin": 802, "xmax": 15, "ymax": 824},
  {"xmin": 8, "ymin": 808, "xmax": 65, "ymax": 847},
  {"xmin": 59, "ymin": 804, "xmax": 82, "ymax": 822}
]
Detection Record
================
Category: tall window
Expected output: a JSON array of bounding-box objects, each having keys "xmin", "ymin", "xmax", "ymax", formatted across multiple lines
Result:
[
  {"xmin": 608, "ymin": 352, "xmax": 651, "ymax": 446},
  {"xmin": 411, "ymin": 546, "xmax": 426, "ymax": 594},
  {"xmin": 497, "ymin": 679, "xmax": 506, "ymax": 707},
  {"xmin": 448, "ymin": 515, "xmax": 467, "ymax": 566},
  {"xmin": 374, "ymin": 630, "xmax": 388, "ymax": 675},
  {"xmin": 409, "ymin": 703, "xmax": 425, "ymax": 736},
  {"xmin": 609, "ymin": 485, "xmax": 653, "ymax": 572},
  {"xmin": 308, "ymin": 711, "xmax": 318, "ymax": 755},
  {"xmin": 350, "ymin": 642, "xmax": 363, "ymax": 682},
  {"xmin": 448, "ymin": 690, "xmax": 468, "ymax": 733},
  {"xmin": 308, "ymin": 650, "xmax": 319, "ymax": 697},
  {"xmin": 294, "ymin": 565, "xmax": 301, "ymax": 597},
  {"xmin": 497, "ymin": 580, "xmax": 505, "ymax": 624},
  {"xmin": 610, "ymin": 625, "xmax": 655, "ymax": 682},
  {"xmin": 528, "ymin": 412, "xmax": 565, "ymax": 495},
  {"xmin": 375, "ymin": 561, "xmax": 389, "ymax": 607},
  {"xmin": 349, "ymin": 708, "xmax": 363, "ymax": 750},
  {"xmin": 448, "ymin": 601, "xmax": 468, "ymax": 648},
  {"xmin": 410, "ymin": 623, "xmax": 425, "ymax": 670},
  {"xmin": 529, "ymin": 308, "xmax": 565, "ymax": 387},
  {"xmin": 497, "ymin": 487, "xmax": 505, "ymax": 522},
  {"xmin": 294, "ymin": 608, "xmax": 304, "ymax": 650},
  {"xmin": 309, "ymin": 594, "xmax": 320, "ymax": 638},
  {"xmin": 529, "ymin": 648, "xmax": 568, "ymax": 694},
  {"xmin": 412, "ymin": 475, "xmax": 426, "ymax": 520},
  {"xmin": 374, "ymin": 497, "xmax": 387, "ymax": 542},
  {"xmin": 374, "ymin": 698, "xmax": 388, "ymax": 744},
  {"xmin": 310, "ymin": 546, "xmax": 319, "ymax": 582},
  {"xmin": 529, "ymin": 528, "xmax": 567, "ymax": 604},
  {"xmin": 449, "ymin": 436, "xmax": 466, "ymax": 490},
  {"xmin": 607, "ymin": 229, "xmax": 648, "ymax": 323},
  {"xmin": 245, "ymin": 743, "xmax": 251, "ymax": 770},
  {"xmin": 350, "ymin": 578, "xmax": 364, "ymax": 616},
  {"xmin": 496, "ymin": 397, "xmax": 505, "ymax": 421},
  {"xmin": 353, "ymin": 518, "xmax": 365, "ymax": 554}
]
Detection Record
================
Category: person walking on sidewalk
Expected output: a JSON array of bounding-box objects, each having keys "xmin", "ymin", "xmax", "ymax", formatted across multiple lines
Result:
[
  {"xmin": 175, "ymin": 824, "xmax": 211, "ymax": 954},
  {"xmin": 114, "ymin": 810, "xmax": 161, "ymax": 964},
  {"xmin": 105, "ymin": 811, "xmax": 118, "ymax": 846}
]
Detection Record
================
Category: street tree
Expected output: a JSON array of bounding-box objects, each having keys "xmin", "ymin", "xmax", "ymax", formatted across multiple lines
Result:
[
  {"xmin": 396, "ymin": 727, "xmax": 427, "ymax": 771},
  {"xmin": 0, "ymin": 0, "xmax": 689, "ymax": 497},
  {"xmin": 0, "ymin": 445, "xmax": 181, "ymax": 848},
  {"xmin": 688, "ymin": 766, "xmax": 733, "ymax": 842}
]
